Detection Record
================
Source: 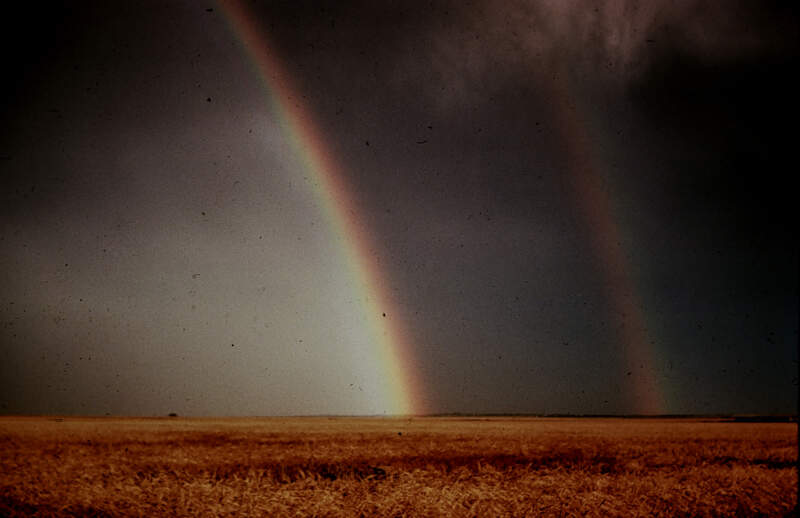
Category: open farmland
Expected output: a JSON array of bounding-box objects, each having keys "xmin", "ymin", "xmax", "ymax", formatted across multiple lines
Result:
[{"xmin": 0, "ymin": 416, "xmax": 796, "ymax": 517}]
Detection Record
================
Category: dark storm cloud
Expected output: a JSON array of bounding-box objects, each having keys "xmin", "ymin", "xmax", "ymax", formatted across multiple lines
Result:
[
  {"xmin": 3, "ymin": 0, "xmax": 795, "ymax": 215},
  {"xmin": 253, "ymin": 0, "xmax": 797, "ymax": 100},
  {"xmin": 249, "ymin": 0, "xmax": 796, "ymax": 258},
  {"xmin": 251, "ymin": 0, "xmax": 798, "ymax": 210}
]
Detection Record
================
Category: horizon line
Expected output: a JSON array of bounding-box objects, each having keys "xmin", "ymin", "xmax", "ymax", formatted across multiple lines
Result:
[{"xmin": 1, "ymin": 413, "xmax": 796, "ymax": 421}]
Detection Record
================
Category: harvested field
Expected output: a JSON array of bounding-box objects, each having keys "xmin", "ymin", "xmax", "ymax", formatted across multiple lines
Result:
[{"xmin": 0, "ymin": 416, "xmax": 796, "ymax": 516}]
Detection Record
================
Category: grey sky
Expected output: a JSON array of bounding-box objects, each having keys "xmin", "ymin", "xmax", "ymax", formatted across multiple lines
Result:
[{"xmin": 1, "ymin": 0, "xmax": 796, "ymax": 416}]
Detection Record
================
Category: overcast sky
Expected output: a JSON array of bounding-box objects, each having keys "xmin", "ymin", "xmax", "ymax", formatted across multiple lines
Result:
[{"xmin": 1, "ymin": 0, "xmax": 797, "ymax": 416}]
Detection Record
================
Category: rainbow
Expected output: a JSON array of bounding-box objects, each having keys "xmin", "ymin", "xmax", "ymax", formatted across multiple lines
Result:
[
  {"xmin": 548, "ymin": 73, "xmax": 665, "ymax": 415},
  {"xmin": 218, "ymin": 0, "xmax": 426, "ymax": 415}
]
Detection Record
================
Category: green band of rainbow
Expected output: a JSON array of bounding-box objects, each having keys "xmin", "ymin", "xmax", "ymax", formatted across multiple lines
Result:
[{"xmin": 219, "ymin": 0, "xmax": 426, "ymax": 415}]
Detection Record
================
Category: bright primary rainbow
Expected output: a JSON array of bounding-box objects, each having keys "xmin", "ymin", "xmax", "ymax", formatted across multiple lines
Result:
[{"xmin": 219, "ymin": 0, "xmax": 426, "ymax": 415}]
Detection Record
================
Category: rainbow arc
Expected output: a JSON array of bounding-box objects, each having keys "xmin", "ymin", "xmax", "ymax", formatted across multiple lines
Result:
[{"xmin": 220, "ymin": 0, "xmax": 426, "ymax": 416}]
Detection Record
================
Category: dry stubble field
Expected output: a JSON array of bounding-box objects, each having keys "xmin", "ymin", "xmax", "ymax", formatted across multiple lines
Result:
[{"xmin": 0, "ymin": 416, "xmax": 796, "ymax": 517}]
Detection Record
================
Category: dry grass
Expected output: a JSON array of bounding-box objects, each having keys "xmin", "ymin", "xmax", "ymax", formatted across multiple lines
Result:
[{"xmin": 0, "ymin": 416, "xmax": 796, "ymax": 517}]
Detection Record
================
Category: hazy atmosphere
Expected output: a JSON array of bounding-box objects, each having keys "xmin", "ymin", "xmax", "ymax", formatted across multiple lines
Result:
[{"xmin": 1, "ymin": 0, "xmax": 797, "ymax": 416}]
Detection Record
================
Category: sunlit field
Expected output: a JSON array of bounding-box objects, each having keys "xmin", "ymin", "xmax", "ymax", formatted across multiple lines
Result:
[{"xmin": 0, "ymin": 416, "xmax": 796, "ymax": 517}]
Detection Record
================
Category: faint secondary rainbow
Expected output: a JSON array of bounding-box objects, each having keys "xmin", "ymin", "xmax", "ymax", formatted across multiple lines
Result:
[
  {"xmin": 219, "ymin": 0, "xmax": 426, "ymax": 415},
  {"xmin": 548, "ymin": 72, "xmax": 665, "ymax": 415}
]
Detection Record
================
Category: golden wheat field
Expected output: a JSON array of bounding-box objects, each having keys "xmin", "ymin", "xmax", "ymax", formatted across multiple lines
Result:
[{"xmin": 0, "ymin": 416, "xmax": 796, "ymax": 517}]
